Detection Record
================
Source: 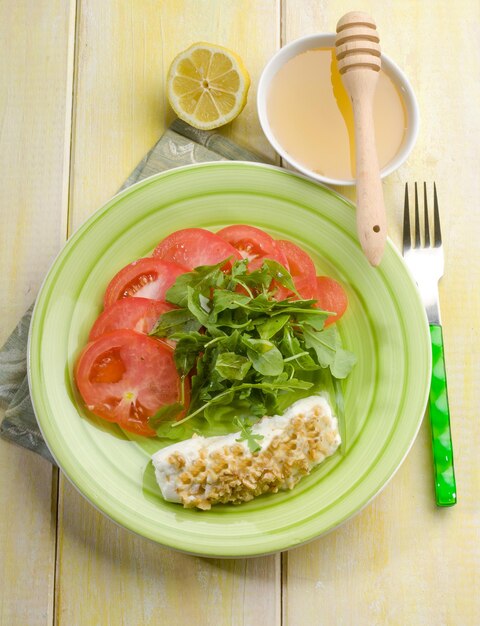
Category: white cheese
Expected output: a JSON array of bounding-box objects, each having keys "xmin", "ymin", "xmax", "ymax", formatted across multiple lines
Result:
[{"xmin": 152, "ymin": 394, "xmax": 341, "ymax": 509}]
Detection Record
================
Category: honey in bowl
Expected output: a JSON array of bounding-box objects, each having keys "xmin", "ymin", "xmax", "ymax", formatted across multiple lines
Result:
[{"xmin": 267, "ymin": 47, "xmax": 407, "ymax": 182}]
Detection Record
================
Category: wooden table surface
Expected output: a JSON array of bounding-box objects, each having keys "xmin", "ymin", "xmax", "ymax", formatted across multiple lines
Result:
[{"xmin": 1, "ymin": 1, "xmax": 479, "ymax": 624}]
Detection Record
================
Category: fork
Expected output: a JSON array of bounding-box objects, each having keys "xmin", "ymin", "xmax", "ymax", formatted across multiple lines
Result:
[{"xmin": 403, "ymin": 182, "xmax": 457, "ymax": 506}]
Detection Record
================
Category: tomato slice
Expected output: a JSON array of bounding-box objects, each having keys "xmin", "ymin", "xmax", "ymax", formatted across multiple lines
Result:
[
  {"xmin": 75, "ymin": 329, "xmax": 188, "ymax": 436},
  {"xmin": 153, "ymin": 228, "xmax": 242, "ymax": 269},
  {"xmin": 103, "ymin": 258, "xmax": 188, "ymax": 308},
  {"xmin": 314, "ymin": 276, "xmax": 348, "ymax": 326},
  {"xmin": 89, "ymin": 298, "xmax": 173, "ymax": 340},
  {"xmin": 274, "ymin": 239, "xmax": 317, "ymax": 299},
  {"xmin": 216, "ymin": 225, "xmax": 288, "ymax": 271}
]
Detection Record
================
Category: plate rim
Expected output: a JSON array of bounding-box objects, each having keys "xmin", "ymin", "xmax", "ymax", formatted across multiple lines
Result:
[{"xmin": 28, "ymin": 161, "xmax": 431, "ymax": 557}]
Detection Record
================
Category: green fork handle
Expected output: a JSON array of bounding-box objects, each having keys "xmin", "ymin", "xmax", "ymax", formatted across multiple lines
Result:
[{"xmin": 429, "ymin": 324, "xmax": 457, "ymax": 506}]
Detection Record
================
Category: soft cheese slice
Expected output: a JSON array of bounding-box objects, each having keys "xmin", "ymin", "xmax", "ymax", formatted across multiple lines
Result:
[{"xmin": 152, "ymin": 395, "xmax": 341, "ymax": 510}]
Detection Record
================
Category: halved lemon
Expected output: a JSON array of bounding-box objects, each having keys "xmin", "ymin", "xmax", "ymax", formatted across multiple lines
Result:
[{"xmin": 167, "ymin": 42, "xmax": 250, "ymax": 130}]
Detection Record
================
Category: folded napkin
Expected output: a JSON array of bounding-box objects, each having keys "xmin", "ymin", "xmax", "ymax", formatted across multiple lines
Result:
[{"xmin": 0, "ymin": 119, "xmax": 267, "ymax": 464}]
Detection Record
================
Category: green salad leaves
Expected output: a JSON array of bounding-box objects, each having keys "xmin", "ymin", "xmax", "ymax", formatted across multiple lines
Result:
[{"xmin": 148, "ymin": 258, "xmax": 356, "ymax": 441}]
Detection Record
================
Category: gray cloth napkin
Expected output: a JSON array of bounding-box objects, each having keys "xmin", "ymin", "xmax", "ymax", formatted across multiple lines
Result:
[{"xmin": 0, "ymin": 119, "xmax": 267, "ymax": 464}]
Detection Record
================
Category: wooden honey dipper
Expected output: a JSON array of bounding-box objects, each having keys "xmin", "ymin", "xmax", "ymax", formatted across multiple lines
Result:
[{"xmin": 335, "ymin": 12, "xmax": 386, "ymax": 266}]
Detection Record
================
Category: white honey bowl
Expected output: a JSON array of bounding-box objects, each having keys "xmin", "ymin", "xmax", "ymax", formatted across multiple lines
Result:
[{"xmin": 257, "ymin": 33, "xmax": 420, "ymax": 187}]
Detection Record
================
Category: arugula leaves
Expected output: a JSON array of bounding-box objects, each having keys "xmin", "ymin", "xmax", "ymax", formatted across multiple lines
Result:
[
  {"xmin": 215, "ymin": 352, "xmax": 251, "ymax": 381},
  {"xmin": 234, "ymin": 417, "xmax": 264, "ymax": 453},
  {"xmin": 148, "ymin": 402, "xmax": 185, "ymax": 428},
  {"xmin": 165, "ymin": 260, "xmax": 226, "ymax": 308},
  {"xmin": 148, "ymin": 258, "xmax": 356, "ymax": 439},
  {"xmin": 256, "ymin": 314, "xmax": 289, "ymax": 340},
  {"xmin": 243, "ymin": 337, "xmax": 284, "ymax": 376},
  {"xmin": 151, "ymin": 309, "xmax": 201, "ymax": 337}
]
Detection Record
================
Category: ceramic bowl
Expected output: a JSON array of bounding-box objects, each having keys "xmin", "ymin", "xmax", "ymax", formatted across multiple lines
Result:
[{"xmin": 257, "ymin": 33, "xmax": 420, "ymax": 186}]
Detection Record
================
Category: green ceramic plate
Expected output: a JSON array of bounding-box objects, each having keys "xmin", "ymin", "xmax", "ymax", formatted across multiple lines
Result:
[{"xmin": 29, "ymin": 162, "xmax": 430, "ymax": 557}]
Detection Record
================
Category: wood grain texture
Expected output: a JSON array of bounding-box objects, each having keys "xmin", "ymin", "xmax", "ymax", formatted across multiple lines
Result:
[
  {"xmin": 334, "ymin": 12, "xmax": 387, "ymax": 265},
  {"xmin": 282, "ymin": 1, "xmax": 480, "ymax": 624},
  {"xmin": 57, "ymin": 2, "xmax": 281, "ymax": 625},
  {"xmin": 0, "ymin": 1, "xmax": 76, "ymax": 624},
  {"xmin": 2, "ymin": 1, "xmax": 479, "ymax": 624},
  {"xmin": 68, "ymin": 0, "xmax": 280, "ymax": 231}
]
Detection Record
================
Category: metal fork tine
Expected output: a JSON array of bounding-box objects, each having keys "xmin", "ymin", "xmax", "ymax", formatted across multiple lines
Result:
[
  {"xmin": 414, "ymin": 182, "xmax": 421, "ymax": 248},
  {"xmin": 433, "ymin": 182, "xmax": 442, "ymax": 247},
  {"xmin": 403, "ymin": 183, "xmax": 411, "ymax": 252},
  {"xmin": 401, "ymin": 182, "xmax": 454, "ymax": 506},
  {"xmin": 424, "ymin": 182, "xmax": 431, "ymax": 247}
]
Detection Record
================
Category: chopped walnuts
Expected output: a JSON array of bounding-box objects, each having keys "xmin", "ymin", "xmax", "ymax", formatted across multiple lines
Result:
[{"xmin": 162, "ymin": 405, "xmax": 340, "ymax": 510}]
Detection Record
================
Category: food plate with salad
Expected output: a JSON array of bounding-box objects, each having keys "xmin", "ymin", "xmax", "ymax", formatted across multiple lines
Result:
[{"xmin": 29, "ymin": 162, "xmax": 431, "ymax": 556}]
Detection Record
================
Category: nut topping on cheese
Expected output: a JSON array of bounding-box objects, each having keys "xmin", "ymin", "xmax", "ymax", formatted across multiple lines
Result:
[{"xmin": 152, "ymin": 395, "xmax": 340, "ymax": 510}]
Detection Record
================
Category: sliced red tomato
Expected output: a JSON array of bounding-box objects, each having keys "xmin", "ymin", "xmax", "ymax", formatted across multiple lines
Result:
[
  {"xmin": 75, "ymin": 329, "xmax": 188, "ymax": 436},
  {"xmin": 216, "ymin": 225, "xmax": 288, "ymax": 271},
  {"xmin": 274, "ymin": 239, "xmax": 317, "ymax": 300},
  {"xmin": 103, "ymin": 258, "xmax": 188, "ymax": 308},
  {"xmin": 314, "ymin": 276, "xmax": 348, "ymax": 326},
  {"xmin": 152, "ymin": 228, "xmax": 242, "ymax": 270},
  {"xmin": 89, "ymin": 298, "xmax": 173, "ymax": 340}
]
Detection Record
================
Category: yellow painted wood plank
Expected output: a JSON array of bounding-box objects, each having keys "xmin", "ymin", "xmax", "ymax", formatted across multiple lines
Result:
[
  {"xmin": 0, "ymin": 1, "xmax": 76, "ymax": 624},
  {"xmin": 69, "ymin": 0, "xmax": 279, "ymax": 229},
  {"xmin": 58, "ymin": 480, "xmax": 281, "ymax": 625},
  {"xmin": 57, "ymin": 2, "xmax": 281, "ymax": 624},
  {"xmin": 282, "ymin": 1, "xmax": 480, "ymax": 625}
]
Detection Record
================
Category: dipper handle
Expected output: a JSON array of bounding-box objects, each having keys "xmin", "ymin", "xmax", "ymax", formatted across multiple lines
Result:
[{"xmin": 335, "ymin": 12, "xmax": 386, "ymax": 267}]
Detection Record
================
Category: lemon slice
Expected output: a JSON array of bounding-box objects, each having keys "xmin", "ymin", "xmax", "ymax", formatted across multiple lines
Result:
[{"xmin": 167, "ymin": 42, "xmax": 250, "ymax": 130}]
